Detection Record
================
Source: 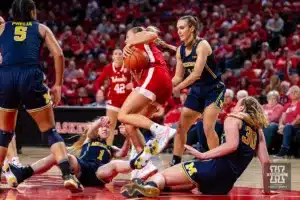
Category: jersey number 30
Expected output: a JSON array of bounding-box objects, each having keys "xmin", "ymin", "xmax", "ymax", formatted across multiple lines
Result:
[
  {"xmin": 14, "ymin": 26, "xmax": 28, "ymax": 42},
  {"xmin": 242, "ymin": 126, "xmax": 257, "ymax": 150}
]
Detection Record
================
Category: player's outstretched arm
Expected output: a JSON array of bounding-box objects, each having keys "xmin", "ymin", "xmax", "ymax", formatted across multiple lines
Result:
[
  {"xmin": 87, "ymin": 116, "xmax": 110, "ymax": 139},
  {"xmin": 256, "ymin": 129, "xmax": 271, "ymax": 193},
  {"xmin": 112, "ymin": 124, "xmax": 131, "ymax": 158},
  {"xmin": 185, "ymin": 116, "xmax": 240, "ymax": 160},
  {"xmin": 126, "ymin": 31, "xmax": 158, "ymax": 46}
]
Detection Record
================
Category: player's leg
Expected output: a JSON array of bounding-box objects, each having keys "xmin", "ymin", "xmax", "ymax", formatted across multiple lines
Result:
[
  {"xmin": 96, "ymin": 160, "xmax": 132, "ymax": 183},
  {"xmin": 172, "ymin": 107, "xmax": 200, "ymax": 164},
  {"xmin": 28, "ymin": 107, "xmax": 83, "ymax": 192},
  {"xmin": 8, "ymin": 154, "xmax": 80, "ymax": 186},
  {"xmin": 5, "ymin": 135, "xmax": 18, "ymax": 162},
  {"xmin": 121, "ymin": 164, "xmax": 195, "ymax": 198},
  {"xmin": 0, "ymin": 110, "xmax": 17, "ymax": 168},
  {"xmin": 118, "ymin": 90, "xmax": 154, "ymax": 129},
  {"xmin": 22, "ymin": 67, "xmax": 83, "ymax": 192},
  {"xmin": 202, "ymin": 103, "xmax": 221, "ymax": 150},
  {"xmin": 105, "ymin": 108, "xmax": 118, "ymax": 145}
]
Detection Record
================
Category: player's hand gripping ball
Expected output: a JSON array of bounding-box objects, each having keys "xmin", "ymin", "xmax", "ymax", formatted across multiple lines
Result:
[{"xmin": 124, "ymin": 48, "xmax": 149, "ymax": 71}]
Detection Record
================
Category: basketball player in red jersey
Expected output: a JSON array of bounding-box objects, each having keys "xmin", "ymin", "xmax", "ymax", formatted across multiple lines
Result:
[
  {"xmin": 118, "ymin": 27, "xmax": 175, "ymax": 163},
  {"xmin": 94, "ymin": 49, "xmax": 133, "ymax": 145}
]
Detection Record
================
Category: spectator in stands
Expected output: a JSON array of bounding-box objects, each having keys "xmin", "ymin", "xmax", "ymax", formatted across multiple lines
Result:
[
  {"xmin": 266, "ymin": 13, "xmax": 284, "ymax": 34},
  {"xmin": 264, "ymin": 74, "xmax": 281, "ymax": 95},
  {"xmin": 263, "ymin": 90, "xmax": 284, "ymax": 149},
  {"xmin": 279, "ymin": 81, "xmax": 291, "ymax": 105},
  {"xmin": 88, "ymin": 90, "xmax": 106, "ymax": 107},
  {"xmin": 276, "ymin": 86, "xmax": 300, "ymax": 157},
  {"xmin": 261, "ymin": 59, "xmax": 276, "ymax": 84},
  {"xmin": 289, "ymin": 72, "xmax": 300, "ymax": 86},
  {"xmin": 236, "ymin": 90, "xmax": 248, "ymax": 100},
  {"xmin": 238, "ymin": 77, "xmax": 257, "ymax": 96},
  {"xmin": 218, "ymin": 89, "xmax": 236, "ymax": 124},
  {"xmin": 64, "ymin": 60, "xmax": 79, "ymax": 81}
]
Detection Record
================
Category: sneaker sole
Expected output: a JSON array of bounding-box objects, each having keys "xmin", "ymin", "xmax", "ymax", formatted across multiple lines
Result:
[
  {"xmin": 121, "ymin": 183, "xmax": 160, "ymax": 198},
  {"xmin": 64, "ymin": 181, "xmax": 84, "ymax": 193}
]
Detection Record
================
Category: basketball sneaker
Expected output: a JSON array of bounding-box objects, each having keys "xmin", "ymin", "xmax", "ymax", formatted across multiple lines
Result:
[
  {"xmin": 4, "ymin": 163, "xmax": 24, "ymax": 187},
  {"xmin": 121, "ymin": 181, "xmax": 160, "ymax": 198},
  {"xmin": 130, "ymin": 127, "xmax": 176, "ymax": 169},
  {"xmin": 63, "ymin": 174, "xmax": 84, "ymax": 193},
  {"xmin": 130, "ymin": 161, "xmax": 158, "ymax": 180}
]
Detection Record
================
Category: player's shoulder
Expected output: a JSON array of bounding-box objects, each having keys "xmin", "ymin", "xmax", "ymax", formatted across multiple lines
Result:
[{"xmin": 196, "ymin": 38, "xmax": 212, "ymax": 54}]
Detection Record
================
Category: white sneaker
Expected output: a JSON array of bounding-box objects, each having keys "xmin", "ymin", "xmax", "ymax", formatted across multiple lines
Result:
[
  {"xmin": 130, "ymin": 161, "xmax": 158, "ymax": 181},
  {"xmin": 11, "ymin": 157, "xmax": 23, "ymax": 167},
  {"xmin": 152, "ymin": 127, "xmax": 176, "ymax": 155},
  {"xmin": 2, "ymin": 157, "xmax": 22, "ymax": 187}
]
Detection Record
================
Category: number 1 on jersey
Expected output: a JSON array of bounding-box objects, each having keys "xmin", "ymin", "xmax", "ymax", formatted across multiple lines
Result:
[
  {"xmin": 14, "ymin": 26, "xmax": 28, "ymax": 42},
  {"xmin": 98, "ymin": 150, "xmax": 105, "ymax": 161}
]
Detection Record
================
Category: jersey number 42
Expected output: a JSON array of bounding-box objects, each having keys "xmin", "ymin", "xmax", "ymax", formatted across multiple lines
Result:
[{"xmin": 114, "ymin": 83, "xmax": 125, "ymax": 94}]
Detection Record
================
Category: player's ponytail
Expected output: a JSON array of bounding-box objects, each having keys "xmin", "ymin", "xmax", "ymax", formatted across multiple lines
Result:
[
  {"xmin": 179, "ymin": 15, "xmax": 200, "ymax": 38},
  {"xmin": 241, "ymin": 97, "xmax": 268, "ymax": 129},
  {"xmin": 12, "ymin": 0, "xmax": 36, "ymax": 22},
  {"xmin": 68, "ymin": 129, "xmax": 88, "ymax": 156}
]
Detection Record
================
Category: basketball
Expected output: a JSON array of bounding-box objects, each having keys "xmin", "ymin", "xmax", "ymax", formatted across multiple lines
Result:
[{"xmin": 124, "ymin": 49, "xmax": 149, "ymax": 71}]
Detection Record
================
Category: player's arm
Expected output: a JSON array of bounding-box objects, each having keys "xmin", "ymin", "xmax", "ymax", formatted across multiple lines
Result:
[
  {"xmin": 94, "ymin": 66, "xmax": 109, "ymax": 91},
  {"xmin": 86, "ymin": 116, "xmax": 110, "ymax": 139},
  {"xmin": 111, "ymin": 138, "xmax": 131, "ymax": 158},
  {"xmin": 39, "ymin": 24, "xmax": 64, "ymax": 86},
  {"xmin": 185, "ymin": 116, "xmax": 240, "ymax": 160},
  {"xmin": 172, "ymin": 48, "xmax": 185, "ymax": 87},
  {"xmin": 255, "ymin": 129, "xmax": 271, "ymax": 193},
  {"xmin": 157, "ymin": 38, "xmax": 177, "ymax": 52},
  {"xmin": 174, "ymin": 40, "xmax": 211, "ymax": 91},
  {"xmin": 126, "ymin": 31, "xmax": 158, "ymax": 46}
]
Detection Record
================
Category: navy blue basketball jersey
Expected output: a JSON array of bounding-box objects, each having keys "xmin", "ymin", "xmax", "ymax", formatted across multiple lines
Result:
[
  {"xmin": 224, "ymin": 114, "xmax": 258, "ymax": 177},
  {"xmin": 79, "ymin": 139, "xmax": 112, "ymax": 165},
  {"xmin": 0, "ymin": 21, "xmax": 43, "ymax": 66},
  {"xmin": 180, "ymin": 38, "xmax": 221, "ymax": 85}
]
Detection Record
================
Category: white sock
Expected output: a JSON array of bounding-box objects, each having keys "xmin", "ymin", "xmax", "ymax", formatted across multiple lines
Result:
[{"xmin": 150, "ymin": 123, "xmax": 166, "ymax": 136}]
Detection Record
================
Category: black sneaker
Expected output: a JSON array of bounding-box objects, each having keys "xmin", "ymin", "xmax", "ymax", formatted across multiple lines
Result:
[
  {"xmin": 63, "ymin": 174, "xmax": 84, "ymax": 193},
  {"xmin": 5, "ymin": 164, "xmax": 25, "ymax": 187}
]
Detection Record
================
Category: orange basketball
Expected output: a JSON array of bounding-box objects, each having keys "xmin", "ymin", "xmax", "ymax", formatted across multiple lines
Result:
[{"xmin": 124, "ymin": 49, "xmax": 149, "ymax": 71}]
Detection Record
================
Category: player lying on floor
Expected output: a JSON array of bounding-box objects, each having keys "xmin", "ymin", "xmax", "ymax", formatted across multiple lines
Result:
[
  {"xmin": 6, "ymin": 116, "xmax": 157, "ymax": 187},
  {"xmin": 121, "ymin": 97, "xmax": 271, "ymax": 198}
]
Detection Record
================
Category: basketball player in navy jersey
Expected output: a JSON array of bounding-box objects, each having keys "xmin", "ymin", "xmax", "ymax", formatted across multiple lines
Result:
[
  {"xmin": 121, "ymin": 97, "xmax": 271, "ymax": 198},
  {"xmin": 0, "ymin": 0, "xmax": 82, "ymax": 192},
  {"xmin": 130, "ymin": 16, "xmax": 226, "ymax": 169}
]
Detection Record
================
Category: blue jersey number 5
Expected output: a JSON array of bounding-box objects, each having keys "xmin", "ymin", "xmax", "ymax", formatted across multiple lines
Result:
[{"xmin": 14, "ymin": 26, "xmax": 28, "ymax": 42}]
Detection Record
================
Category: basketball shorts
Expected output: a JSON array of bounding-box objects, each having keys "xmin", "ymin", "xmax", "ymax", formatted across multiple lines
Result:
[
  {"xmin": 77, "ymin": 158, "xmax": 106, "ymax": 186},
  {"xmin": 135, "ymin": 67, "xmax": 172, "ymax": 105},
  {"xmin": 181, "ymin": 159, "xmax": 236, "ymax": 195},
  {"xmin": 0, "ymin": 66, "xmax": 51, "ymax": 112},
  {"xmin": 184, "ymin": 81, "xmax": 225, "ymax": 113}
]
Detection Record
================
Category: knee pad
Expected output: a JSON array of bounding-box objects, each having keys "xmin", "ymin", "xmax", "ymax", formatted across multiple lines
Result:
[
  {"xmin": 43, "ymin": 128, "xmax": 64, "ymax": 147},
  {"xmin": 0, "ymin": 130, "xmax": 14, "ymax": 148}
]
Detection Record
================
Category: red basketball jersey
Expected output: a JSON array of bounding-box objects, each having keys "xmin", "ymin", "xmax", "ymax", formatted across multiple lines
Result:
[
  {"xmin": 135, "ymin": 42, "xmax": 167, "ymax": 69},
  {"xmin": 94, "ymin": 63, "xmax": 132, "ymax": 101}
]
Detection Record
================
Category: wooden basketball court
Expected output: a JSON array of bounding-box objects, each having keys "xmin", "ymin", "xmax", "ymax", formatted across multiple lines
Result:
[{"xmin": 0, "ymin": 147, "xmax": 299, "ymax": 199}]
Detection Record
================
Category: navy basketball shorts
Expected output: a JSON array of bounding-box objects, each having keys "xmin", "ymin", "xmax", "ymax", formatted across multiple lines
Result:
[
  {"xmin": 0, "ymin": 66, "xmax": 51, "ymax": 112},
  {"xmin": 181, "ymin": 159, "xmax": 236, "ymax": 195},
  {"xmin": 184, "ymin": 81, "xmax": 225, "ymax": 113},
  {"xmin": 77, "ymin": 158, "xmax": 106, "ymax": 186}
]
